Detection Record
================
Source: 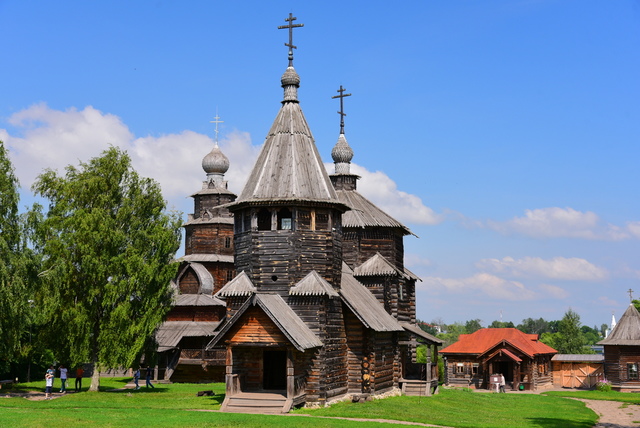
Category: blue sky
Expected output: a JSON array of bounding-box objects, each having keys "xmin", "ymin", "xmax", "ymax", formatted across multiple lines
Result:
[{"xmin": 1, "ymin": 1, "xmax": 639, "ymax": 329}]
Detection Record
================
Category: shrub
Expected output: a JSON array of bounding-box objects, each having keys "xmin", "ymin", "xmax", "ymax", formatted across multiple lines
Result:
[{"xmin": 595, "ymin": 380, "xmax": 612, "ymax": 392}]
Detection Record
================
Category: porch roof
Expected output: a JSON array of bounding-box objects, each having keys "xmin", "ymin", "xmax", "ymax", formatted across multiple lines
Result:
[
  {"xmin": 400, "ymin": 322, "xmax": 443, "ymax": 345},
  {"xmin": 206, "ymin": 293, "xmax": 323, "ymax": 352},
  {"xmin": 156, "ymin": 321, "xmax": 221, "ymax": 352}
]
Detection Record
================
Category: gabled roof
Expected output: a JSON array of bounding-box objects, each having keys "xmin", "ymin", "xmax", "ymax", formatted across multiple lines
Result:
[
  {"xmin": 207, "ymin": 293, "xmax": 322, "ymax": 352},
  {"xmin": 353, "ymin": 253, "xmax": 418, "ymax": 281},
  {"xmin": 174, "ymin": 294, "xmax": 224, "ymax": 307},
  {"xmin": 336, "ymin": 189, "xmax": 411, "ymax": 235},
  {"xmin": 290, "ymin": 270, "xmax": 339, "ymax": 297},
  {"xmin": 440, "ymin": 328, "xmax": 557, "ymax": 357},
  {"xmin": 598, "ymin": 304, "xmax": 640, "ymax": 346},
  {"xmin": 400, "ymin": 322, "xmax": 443, "ymax": 345},
  {"xmin": 215, "ymin": 271, "xmax": 256, "ymax": 298},
  {"xmin": 339, "ymin": 263, "xmax": 404, "ymax": 332},
  {"xmin": 156, "ymin": 321, "xmax": 221, "ymax": 352}
]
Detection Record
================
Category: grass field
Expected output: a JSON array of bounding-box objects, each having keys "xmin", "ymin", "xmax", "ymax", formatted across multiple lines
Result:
[{"xmin": 0, "ymin": 378, "xmax": 603, "ymax": 427}]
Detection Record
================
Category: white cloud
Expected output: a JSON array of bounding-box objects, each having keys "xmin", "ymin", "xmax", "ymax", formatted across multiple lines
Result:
[
  {"xmin": 486, "ymin": 207, "xmax": 634, "ymax": 241},
  {"xmin": 1, "ymin": 104, "xmax": 260, "ymax": 216},
  {"xmin": 421, "ymin": 273, "xmax": 536, "ymax": 301},
  {"xmin": 476, "ymin": 256, "xmax": 608, "ymax": 281},
  {"xmin": 336, "ymin": 163, "xmax": 443, "ymax": 226},
  {"xmin": 537, "ymin": 283, "xmax": 570, "ymax": 299}
]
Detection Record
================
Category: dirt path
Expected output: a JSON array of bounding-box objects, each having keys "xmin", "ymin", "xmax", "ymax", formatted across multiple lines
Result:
[{"xmin": 576, "ymin": 399, "xmax": 640, "ymax": 428}]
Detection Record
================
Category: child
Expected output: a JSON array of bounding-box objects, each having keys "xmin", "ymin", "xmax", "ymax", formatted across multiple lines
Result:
[{"xmin": 45, "ymin": 365, "xmax": 55, "ymax": 400}]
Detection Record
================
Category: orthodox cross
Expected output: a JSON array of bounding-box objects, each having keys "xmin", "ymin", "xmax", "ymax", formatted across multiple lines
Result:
[
  {"xmin": 210, "ymin": 110, "xmax": 223, "ymax": 147},
  {"xmin": 629, "ymin": 288, "xmax": 635, "ymax": 302},
  {"xmin": 278, "ymin": 13, "xmax": 304, "ymax": 66},
  {"xmin": 332, "ymin": 85, "xmax": 352, "ymax": 134}
]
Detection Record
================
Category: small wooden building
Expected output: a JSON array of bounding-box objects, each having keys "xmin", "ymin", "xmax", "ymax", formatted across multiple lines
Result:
[
  {"xmin": 551, "ymin": 354, "xmax": 604, "ymax": 388},
  {"xmin": 598, "ymin": 303, "xmax": 640, "ymax": 392},
  {"xmin": 440, "ymin": 328, "xmax": 556, "ymax": 391}
]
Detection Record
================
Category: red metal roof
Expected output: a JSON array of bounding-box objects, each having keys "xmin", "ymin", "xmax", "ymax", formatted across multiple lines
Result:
[{"xmin": 440, "ymin": 328, "xmax": 557, "ymax": 357}]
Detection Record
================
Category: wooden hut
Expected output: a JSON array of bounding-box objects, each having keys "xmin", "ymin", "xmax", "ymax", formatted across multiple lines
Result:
[
  {"xmin": 203, "ymin": 15, "xmax": 440, "ymax": 413},
  {"xmin": 598, "ymin": 303, "xmax": 640, "ymax": 392},
  {"xmin": 440, "ymin": 328, "xmax": 556, "ymax": 391}
]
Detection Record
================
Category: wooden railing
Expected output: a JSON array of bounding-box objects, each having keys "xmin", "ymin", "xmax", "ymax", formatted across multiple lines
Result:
[{"xmin": 179, "ymin": 349, "xmax": 225, "ymax": 365}]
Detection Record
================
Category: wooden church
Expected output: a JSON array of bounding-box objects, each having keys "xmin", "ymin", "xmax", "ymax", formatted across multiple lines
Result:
[{"xmin": 158, "ymin": 14, "xmax": 441, "ymax": 412}]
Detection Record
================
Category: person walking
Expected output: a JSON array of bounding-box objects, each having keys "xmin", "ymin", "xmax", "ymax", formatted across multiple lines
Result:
[
  {"xmin": 45, "ymin": 365, "xmax": 55, "ymax": 400},
  {"xmin": 75, "ymin": 366, "xmax": 84, "ymax": 392},
  {"xmin": 499, "ymin": 373, "xmax": 506, "ymax": 393},
  {"xmin": 145, "ymin": 366, "xmax": 155, "ymax": 389},
  {"xmin": 59, "ymin": 365, "xmax": 68, "ymax": 393},
  {"xmin": 133, "ymin": 368, "xmax": 140, "ymax": 390}
]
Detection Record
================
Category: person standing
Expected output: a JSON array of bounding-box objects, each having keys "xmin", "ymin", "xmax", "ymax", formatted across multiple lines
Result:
[
  {"xmin": 45, "ymin": 365, "xmax": 55, "ymax": 400},
  {"xmin": 133, "ymin": 368, "xmax": 140, "ymax": 390},
  {"xmin": 75, "ymin": 366, "xmax": 84, "ymax": 392},
  {"xmin": 59, "ymin": 365, "xmax": 68, "ymax": 393},
  {"xmin": 145, "ymin": 366, "xmax": 154, "ymax": 389},
  {"xmin": 499, "ymin": 373, "xmax": 506, "ymax": 393}
]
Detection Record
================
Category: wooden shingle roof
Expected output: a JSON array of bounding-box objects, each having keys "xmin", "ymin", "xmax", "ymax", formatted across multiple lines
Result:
[
  {"xmin": 354, "ymin": 252, "xmax": 419, "ymax": 281},
  {"xmin": 156, "ymin": 321, "xmax": 221, "ymax": 352},
  {"xmin": 174, "ymin": 294, "xmax": 224, "ymax": 307},
  {"xmin": 207, "ymin": 293, "xmax": 323, "ymax": 352},
  {"xmin": 336, "ymin": 189, "xmax": 411, "ymax": 234},
  {"xmin": 598, "ymin": 304, "xmax": 640, "ymax": 346},
  {"xmin": 289, "ymin": 270, "xmax": 339, "ymax": 297},
  {"xmin": 340, "ymin": 263, "xmax": 404, "ymax": 332},
  {"xmin": 215, "ymin": 271, "xmax": 256, "ymax": 297}
]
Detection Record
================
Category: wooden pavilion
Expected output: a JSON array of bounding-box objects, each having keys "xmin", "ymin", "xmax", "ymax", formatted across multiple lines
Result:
[{"xmin": 598, "ymin": 303, "xmax": 640, "ymax": 392}]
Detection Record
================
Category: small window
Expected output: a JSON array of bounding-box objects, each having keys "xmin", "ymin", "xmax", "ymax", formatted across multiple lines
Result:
[
  {"xmin": 225, "ymin": 236, "xmax": 232, "ymax": 248},
  {"xmin": 629, "ymin": 363, "xmax": 638, "ymax": 380},
  {"xmin": 226, "ymin": 270, "xmax": 235, "ymax": 283},
  {"xmin": 456, "ymin": 363, "xmax": 464, "ymax": 374},
  {"xmin": 257, "ymin": 208, "xmax": 271, "ymax": 231},
  {"xmin": 277, "ymin": 208, "xmax": 292, "ymax": 230},
  {"xmin": 472, "ymin": 364, "xmax": 479, "ymax": 375}
]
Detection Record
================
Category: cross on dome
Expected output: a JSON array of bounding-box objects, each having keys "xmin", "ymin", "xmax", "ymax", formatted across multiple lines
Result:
[
  {"xmin": 278, "ymin": 13, "xmax": 304, "ymax": 67},
  {"xmin": 332, "ymin": 85, "xmax": 352, "ymax": 135},
  {"xmin": 209, "ymin": 110, "xmax": 224, "ymax": 147}
]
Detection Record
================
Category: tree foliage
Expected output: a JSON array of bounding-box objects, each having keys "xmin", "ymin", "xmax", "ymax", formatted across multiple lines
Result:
[
  {"xmin": 554, "ymin": 309, "xmax": 586, "ymax": 354},
  {"xmin": 31, "ymin": 147, "xmax": 182, "ymax": 390},
  {"xmin": 517, "ymin": 317, "xmax": 550, "ymax": 335},
  {"xmin": 0, "ymin": 141, "xmax": 41, "ymax": 373},
  {"xmin": 487, "ymin": 320, "xmax": 515, "ymax": 328}
]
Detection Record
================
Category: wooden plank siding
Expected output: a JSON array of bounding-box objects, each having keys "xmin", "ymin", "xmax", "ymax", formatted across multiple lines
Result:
[
  {"xmin": 185, "ymin": 224, "xmax": 235, "ymax": 256},
  {"xmin": 603, "ymin": 345, "xmax": 640, "ymax": 391}
]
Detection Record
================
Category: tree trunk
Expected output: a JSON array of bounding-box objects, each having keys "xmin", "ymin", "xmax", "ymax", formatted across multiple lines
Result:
[{"xmin": 89, "ymin": 364, "xmax": 100, "ymax": 391}]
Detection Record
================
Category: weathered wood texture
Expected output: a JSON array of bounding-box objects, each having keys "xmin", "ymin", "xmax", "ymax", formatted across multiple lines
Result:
[
  {"xmin": 227, "ymin": 307, "xmax": 288, "ymax": 346},
  {"xmin": 342, "ymin": 229, "xmax": 404, "ymax": 272},
  {"xmin": 603, "ymin": 345, "xmax": 640, "ymax": 391},
  {"xmin": 344, "ymin": 307, "xmax": 365, "ymax": 392},
  {"xmin": 166, "ymin": 306, "xmax": 224, "ymax": 322},
  {"xmin": 234, "ymin": 228, "xmax": 343, "ymax": 294},
  {"xmin": 552, "ymin": 361, "xmax": 603, "ymax": 388},
  {"xmin": 185, "ymin": 224, "xmax": 235, "ymax": 256}
]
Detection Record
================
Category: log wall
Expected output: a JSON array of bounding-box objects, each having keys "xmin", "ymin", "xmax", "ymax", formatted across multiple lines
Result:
[{"xmin": 603, "ymin": 345, "xmax": 640, "ymax": 391}]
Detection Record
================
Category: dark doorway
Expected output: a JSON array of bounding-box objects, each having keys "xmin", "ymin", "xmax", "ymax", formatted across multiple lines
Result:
[
  {"xmin": 263, "ymin": 350, "xmax": 287, "ymax": 390},
  {"xmin": 495, "ymin": 361, "xmax": 513, "ymax": 382}
]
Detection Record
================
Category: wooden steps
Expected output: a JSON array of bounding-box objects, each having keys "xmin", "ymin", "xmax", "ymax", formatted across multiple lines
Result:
[
  {"xmin": 221, "ymin": 391, "xmax": 290, "ymax": 414},
  {"xmin": 401, "ymin": 379, "xmax": 438, "ymax": 396}
]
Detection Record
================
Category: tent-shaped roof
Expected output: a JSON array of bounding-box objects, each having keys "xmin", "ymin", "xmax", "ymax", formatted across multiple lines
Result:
[
  {"xmin": 232, "ymin": 66, "xmax": 346, "ymax": 212},
  {"xmin": 207, "ymin": 293, "xmax": 322, "ymax": 352},
  {"xmin": 340, "ymin": 263, "xmax": 404, "ymax": 332},
  {"xmin": 440, "ymin": 328, "xmax": 556, "ymax": 357},
  {"xmin": 598, "ymin": 304, "xmax": 640, "ymax": 346}
]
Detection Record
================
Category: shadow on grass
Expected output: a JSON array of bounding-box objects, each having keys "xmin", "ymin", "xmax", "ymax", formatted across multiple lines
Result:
[{"xmin": 526, "ymin": 417, "xmax": 595, "ymax": 428}]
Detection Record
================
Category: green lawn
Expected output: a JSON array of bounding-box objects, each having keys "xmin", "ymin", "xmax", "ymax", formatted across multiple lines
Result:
[
  {"xmin": 0, "ymin": 379, "xmax": 599, "ymax": 427},
  {"xmin": 544, "ymin": 389, "xmax": 640, "ymax": 404}
]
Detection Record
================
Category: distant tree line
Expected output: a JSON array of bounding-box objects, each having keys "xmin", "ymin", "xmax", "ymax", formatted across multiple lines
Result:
[{"xmin": 418, "ymin": 308, "xmax": 606, "ymax": 354}]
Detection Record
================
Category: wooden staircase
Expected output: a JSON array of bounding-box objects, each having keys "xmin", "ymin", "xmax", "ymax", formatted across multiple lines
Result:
[
  {"xmin": 221, "ymin": 391, "xmax": 290, "ymax": 414},
  {"xmin": 401, "ymin": 379, "xmax": 439, "ymax": 396}
]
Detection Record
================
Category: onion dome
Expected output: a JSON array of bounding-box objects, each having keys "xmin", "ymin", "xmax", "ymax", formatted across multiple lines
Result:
[
  {"xmin": 332, "ymin": 133, "xmax": 354, "ymax": 174},
  {"xmin": 281, "ymin": 66, "xmax": 300, "ymax": 103},
  {"xmin": 202, "ymin": 145, "xmax": 229, "ymax": 175}
]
